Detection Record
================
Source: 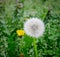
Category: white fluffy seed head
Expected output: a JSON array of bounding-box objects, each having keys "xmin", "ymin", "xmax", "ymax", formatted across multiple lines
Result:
[{"xmin": 24, "ymin": 18, "xmax": 45, "ymax": 38}]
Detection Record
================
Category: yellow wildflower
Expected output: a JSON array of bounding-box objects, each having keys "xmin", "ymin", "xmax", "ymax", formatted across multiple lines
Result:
[{"xmin": 16, "ymin": 30, "xmax": 25, "ymax": 36}]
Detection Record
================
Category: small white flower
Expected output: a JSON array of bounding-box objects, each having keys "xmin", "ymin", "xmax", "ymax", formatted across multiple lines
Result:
[{"xmin": 24, "ymin": 18, "xmax": 45, "ymax": 38}]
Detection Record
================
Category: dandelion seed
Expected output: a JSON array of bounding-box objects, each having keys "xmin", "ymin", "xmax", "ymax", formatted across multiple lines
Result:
[{"xmin": 24, "ymin": 18, "xmax": 45, "ymax": 38}]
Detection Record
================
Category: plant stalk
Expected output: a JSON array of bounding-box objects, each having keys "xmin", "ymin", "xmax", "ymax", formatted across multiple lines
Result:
[{"xmin": 33, "ymin": 38, "xmax": 38, "ymax": 57}]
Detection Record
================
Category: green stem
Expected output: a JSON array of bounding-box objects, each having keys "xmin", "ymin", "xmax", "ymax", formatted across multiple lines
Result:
[
  {"xmin": 33, "ymin": 38, "xmax": 38, "ymax": 57},
  {"xmin": 43, "ymin": 9, "xmax": 48, "ymax": 20},
  {"xmin": 19, "ymin": 37, "xmax": 24, "ymax": 53}
]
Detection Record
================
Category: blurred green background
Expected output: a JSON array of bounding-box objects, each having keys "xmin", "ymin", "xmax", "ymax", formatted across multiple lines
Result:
[{"xmin": 0, "ymin": 0, "xmax": 60, "ymax": 57}]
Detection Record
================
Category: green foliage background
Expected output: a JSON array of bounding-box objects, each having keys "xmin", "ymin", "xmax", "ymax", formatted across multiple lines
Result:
[{"xmin": 0, "ymin": 0, "xmax": 60, "ymax": 57}]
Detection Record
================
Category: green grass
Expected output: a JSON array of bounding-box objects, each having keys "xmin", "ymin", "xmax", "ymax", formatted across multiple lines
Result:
[{"xmin": 0, "ymin": 0, "xmax": 60, "ymax": 57}]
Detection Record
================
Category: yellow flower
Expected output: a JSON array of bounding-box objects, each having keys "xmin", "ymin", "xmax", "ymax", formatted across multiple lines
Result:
[{"xmin": 16, "ymin": 30, "xmax": 25, "ymax": 36}]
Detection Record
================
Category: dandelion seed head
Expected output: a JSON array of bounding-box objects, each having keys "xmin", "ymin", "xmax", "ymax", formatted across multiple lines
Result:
[{"xmin": 24, "ymin": 18, "xmax": 45, "ymax": 38}]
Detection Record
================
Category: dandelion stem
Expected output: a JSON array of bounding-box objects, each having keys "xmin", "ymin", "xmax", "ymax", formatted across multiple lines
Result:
[{"xmin": 33, "ymin": 38, "xmax": 38, "ymax": 57}]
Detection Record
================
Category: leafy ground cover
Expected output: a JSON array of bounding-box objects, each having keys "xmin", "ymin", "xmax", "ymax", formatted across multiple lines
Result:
[{"xmin": 0, "ymin": 0, "xmax": 60, "ymax": 57}]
